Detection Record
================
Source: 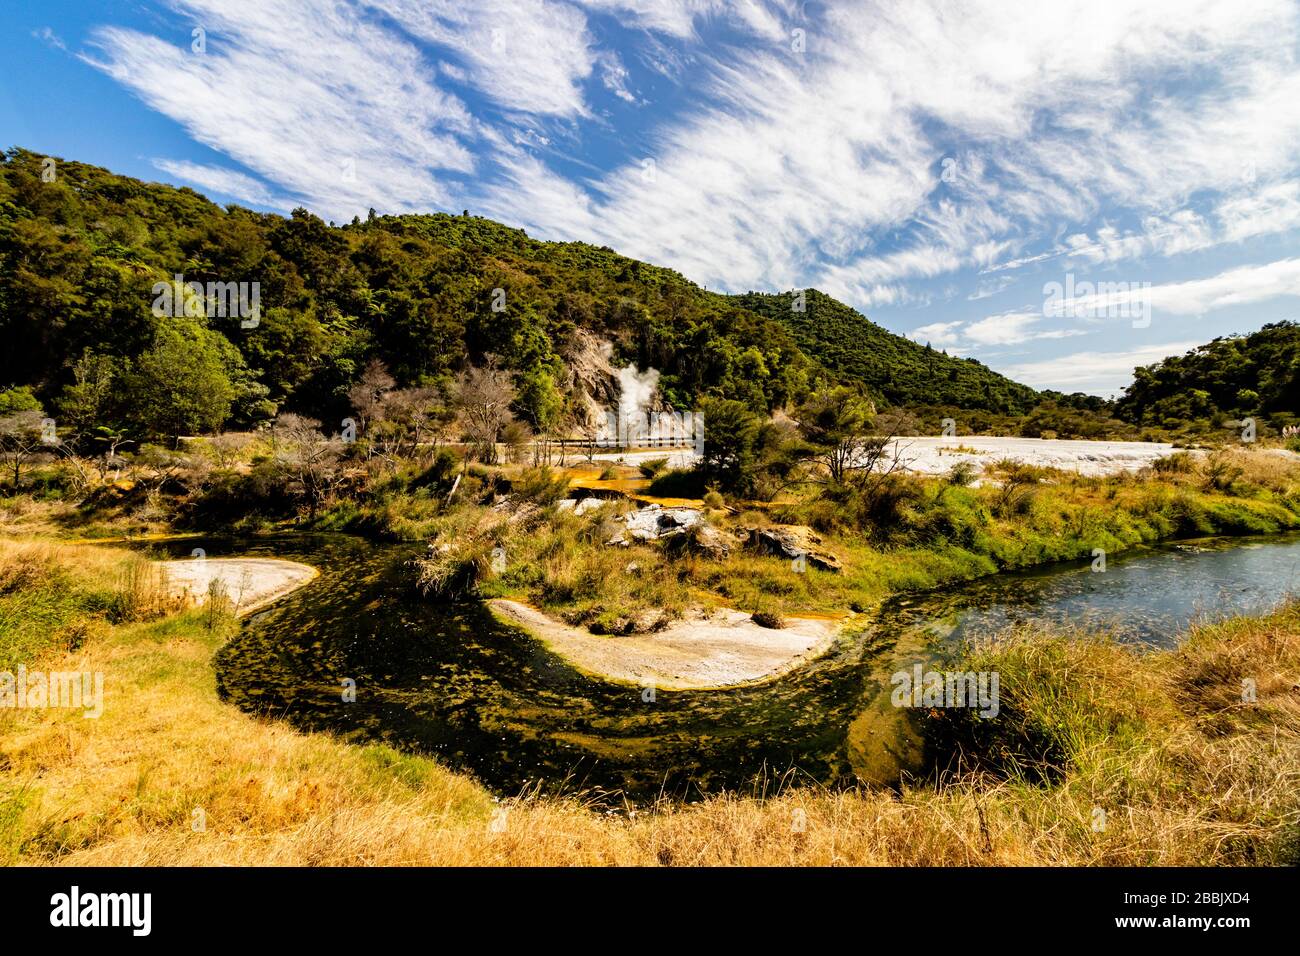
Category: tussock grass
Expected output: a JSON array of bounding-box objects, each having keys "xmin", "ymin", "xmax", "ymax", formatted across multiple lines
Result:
[
  {"xmin": 0, "ymin": 540, "xmax": 174, "ymax": 671},
  {"xmin": 440, "ymin": 444, "xmax": 1300, "ymax": 623},
  {"xmin": 2, "ymin": 540, "xmax": 1297, "ymax": 866}
]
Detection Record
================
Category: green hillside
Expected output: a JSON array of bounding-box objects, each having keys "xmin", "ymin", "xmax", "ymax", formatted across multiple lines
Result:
[
  {"xmin": 0, "ymin": 146, "xmax": 1036, "ymax": 443},
  {"xmin": 733, "ymin": 289, "xmax": 1039, "ymax": 414},
  {"xmin": 1115, "ymin": 322, "xmax": 1300, "ymax": 438}
]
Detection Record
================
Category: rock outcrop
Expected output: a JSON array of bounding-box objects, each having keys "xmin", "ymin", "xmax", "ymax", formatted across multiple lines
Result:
[
  {"xmin": 743, "ymin": 524, "xmax": 842, "ymax": 572},
  {"xmin": 608, "ymin": 503, "xmax": 704, "ymax": 544}
]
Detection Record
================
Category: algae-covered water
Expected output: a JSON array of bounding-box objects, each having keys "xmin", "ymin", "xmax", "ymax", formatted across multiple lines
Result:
[{"xmin": 159, "ymin": 531, "xmax": 1300, "ymax": 801}]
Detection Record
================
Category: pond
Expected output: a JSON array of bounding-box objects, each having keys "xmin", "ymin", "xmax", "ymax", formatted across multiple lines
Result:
[{"xmin": 156, "ymin": 531, "xmax": 1300, "ymax": 801}]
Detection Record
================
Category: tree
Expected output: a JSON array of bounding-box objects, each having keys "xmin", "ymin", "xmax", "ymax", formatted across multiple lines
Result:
[
  {"xmin": 0, "ymin": 386, "xmax": 42, "ymax": 415},
  {"xmin": 129, "ymin": 443, "xmax": 191, "ymax": 494},
  {"xmin": 455, "ymin": 357, "xmax": 516, "ymax": 464},
  {"xmin": 84, "ymin": 425, "xmax": 134, "ymax": 483},
  {"xmin": 346, "ymin": 358, "xmax": 396, "ymax": 436},
  {"xmin": 124, "ymin": 321, "xmax": 236, "ymax": 446},
  {"xmin": 698, "ymin": 396, "xmax": 760, "ymax": 492},
  {"xmin": 798, "ymin": 386, "xmax": 876, "ymax": 484},
  {"xmin": 516, "ymin": 365, "xmax": 564, "ymax": 433},
  {"xmin": 57, "ymin": 351, "xmax": 116, "ymax": 443},
  {"xmin": 344, "ymin": 358, "xmax": 451, "ymax": 470},
  {"xmin": 272, "ymin": 413, "xmax": 341, "ymax": 519},
  {"xmin": 365, "ymin": 386, "xmax": 447, "ymax": 470},
  {"xmin": 204, "ymin": 432, "xmax": 252, "ymax": 471},
  {"xmin": 0, "ymin": 410, "xmax": 49, "ymax": 488}
]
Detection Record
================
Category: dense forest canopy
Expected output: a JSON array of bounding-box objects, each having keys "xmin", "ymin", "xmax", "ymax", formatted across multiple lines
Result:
[
  {"xmin": 0, "ymin": 147, "xmax": 1042, "ymax": 443},
  {"xmin": 1117, "ymin": 322, "xmax": 1300, "ymax": 431},
  {"xmin": 733, "ymin": 289, "xmax": 1040, "ymax": 414},
  {"xmin": 2, "ymin": 147, "xmax": 1295, "ymax": 447}
]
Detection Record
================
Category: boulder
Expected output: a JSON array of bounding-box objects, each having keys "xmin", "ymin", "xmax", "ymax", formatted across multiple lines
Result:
[
  {"xmin": 743, "ymin": 524, "xmax": 842, "ymax": 573},
  {"xmin": 662, "ymin": 523, "xmax": 736, "ymax": 560},
  {"xmin": 608, "ymin": 503, "xmax": 703, "ymax": 545},
  {"xmin": 690, "ymin": 525, "xmax": 736, "ymax": 560}
]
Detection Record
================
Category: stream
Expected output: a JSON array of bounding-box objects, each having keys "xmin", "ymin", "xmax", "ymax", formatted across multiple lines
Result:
[{"xmin": 151, "ymin": 531, "xmax": 1300, "ymax": 801}]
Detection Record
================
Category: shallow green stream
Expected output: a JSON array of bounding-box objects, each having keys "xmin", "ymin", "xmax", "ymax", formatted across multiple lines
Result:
[{"xmin": 148, "ymin": 531, "xmax": 1300, "ymax": 801}]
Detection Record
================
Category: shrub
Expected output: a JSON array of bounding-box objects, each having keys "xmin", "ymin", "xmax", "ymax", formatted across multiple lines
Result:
[
  {"xmin": 638, "ymin": 457, "xmax": 669, "ymax": 479},
  {"xmin": 415, "ymin": 542, "xmax": 494, "ymax": 599},
  {"xmin": 1153, "ymin": 451, "xmax": 1196, "ymax": 475},
  {"xmin": 946, "ymin": 461, "xmax": 977, "ymax": 487},
  {"xmin": 1200, "ymin": 451, "xmax": 1246, "ymax": 494},
  {"xmin": 510, "ymin": 467, "xmax": 569, "ymax": 505},
  {"xmin": 648, "ymin": 468, "xmax": 708, "ymax": 498},
  {"xmin": 410, "ymin": 449, "xmax": 459, "ymax": 490}
]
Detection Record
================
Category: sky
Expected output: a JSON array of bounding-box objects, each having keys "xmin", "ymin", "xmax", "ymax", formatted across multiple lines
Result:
[{"xmin": 4, "ymin": 0, "xmax": 1300, "ymax": 397}]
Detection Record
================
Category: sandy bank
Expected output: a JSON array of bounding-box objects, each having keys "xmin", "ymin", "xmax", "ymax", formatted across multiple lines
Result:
[
  {"xmin": 488, "ymin": 598, "xmax": 840, "ymax": 690},
  {"xmin": 160, "ymin": 557, "xmax": 318, "ymax": 616}
]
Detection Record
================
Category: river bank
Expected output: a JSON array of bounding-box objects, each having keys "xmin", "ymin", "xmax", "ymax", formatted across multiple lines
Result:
[
  {"xmin": 198, "ymin": 527, "xmax": 1300, "ymax": 799},
  {"xmin": 159, "ymin": 557, "xmax": 319, "ymax": 616},
  {"xmin": 488, "ymin": 597, "xmax": 841, "ymax": 689},
  {"xmin": 2, "ymin": 536, "xmax": 1296, "ymax": 865}
]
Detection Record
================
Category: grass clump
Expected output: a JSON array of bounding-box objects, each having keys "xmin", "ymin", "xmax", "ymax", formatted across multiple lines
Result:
[{"xmin": 0, "ymin": 541, "xmax": 172, "ymax": 671}]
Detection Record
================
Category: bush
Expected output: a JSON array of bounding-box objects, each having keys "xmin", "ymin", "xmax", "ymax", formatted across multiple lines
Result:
[
  {"xmin": 638, "ymin": 457, "xmax": 669, "ymax": 479},
  {"xmin": 510, "ymin": 467, "xmax": 568, "ymax": 505},
  {"xmin": 1153, "ymin": 451, "xmax": 1196, "ymax": 475},
  {"xmin": 647, "ymin": 467, "xmax": 708, "ymax": 498},
  {"xmin": 988, "ymin": 461, "xmax": 1045, "ymax": 519},
  {"xmin": 410, "ymin": 449, "xmax": 459, "ymax": 490},
  {"xmin": 1200, "ymin": 452, "xmax": 1246, "ymax": 494},
  {"xmin": 415, "ymin": 541, "xmax": 494, "ymax": 599},
  {"xmin": 946, "ymin": 461, "xmax": 977, "ymax": 487},
  {"xmin": 924, "ymin": 626, "xmax": 1176, "ymax": 784}
]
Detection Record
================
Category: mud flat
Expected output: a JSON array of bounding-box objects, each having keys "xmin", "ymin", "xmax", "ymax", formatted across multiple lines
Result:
[
  {"xmin": 160, "ymin": 557, "xmax": 318, "ymax": 616},
  {"xmin": 488, "ymin": 598, "xmax": 839, "ymax": 690}
]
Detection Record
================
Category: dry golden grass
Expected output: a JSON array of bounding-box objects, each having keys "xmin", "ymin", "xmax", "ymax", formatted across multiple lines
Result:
[{"xmin": 2, "ymin": 541, "xmax": 1297, "ymax": 866}]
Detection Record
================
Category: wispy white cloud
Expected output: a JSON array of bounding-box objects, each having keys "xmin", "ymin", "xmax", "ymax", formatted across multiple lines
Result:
[
  {"xmin": 962, "ymin": 311, "xmax": 1087, "ymax": 347},
  {"xmin": 1051, "ymin": 257, "xmax": 1300, "ymax": 318},
  {"xmin": 999, "ymin": 341, "xmax": 1204, "ymax": 395},
  {"xmin": 151, "ymin": 158, "xmax": 287, "ymax": 208},
  {"xmin": 985, "ymin": 185, "xmax": 1300, "ymax": 274},
  {"xmin": 911, "ymin": 310, "xmax": 1087, "ymax": 349},
  {"xmin": 910, "ymin": 320, "xmax": 964, "ymax": 348},
  {"xmin": 1217, "ymin": 180, "xmax": 1300, "ymax": 244},
  {"xmin": 33, "ymin": 27, "xmax": 66, "ymax": 51},
  {"xmin": 364, "ymin": 0, "xmax": 598, "ymax": 117},
  {"xmin": 968, "ymin": 274, "xmax": 1016, "ymax": 301},
  {"xmin": 545, "ymin": 0, "xmax": 1300, "ymax": 295},
  {"xmin": 80, "ymin": 0, "xmax": 1300, "ymax": 321},
  {"xmin": 84, "ymin": 0, "xmax": 476, "ymax": 219},
  {"xmin": 598, "ymin": 50, "xmax": 640, "ymax": 104}
]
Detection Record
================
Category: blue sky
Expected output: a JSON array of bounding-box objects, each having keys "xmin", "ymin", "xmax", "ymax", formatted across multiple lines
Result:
[{"xmin": 5, "ymin": 0, "xmax": 1300, "ymax": 396}]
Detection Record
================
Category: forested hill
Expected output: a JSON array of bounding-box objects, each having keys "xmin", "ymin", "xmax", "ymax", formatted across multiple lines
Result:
[
  {"xmin": 733, "ymin": 289, "xmax": 1039, "ymax": 414},
  {"xmin": 1115, "ymin": 322, "xmax": 1300, "ymax": 430},
  {"xmin": 0, "ymin": 146, "xmax": 1038, "ymax": 440}
]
